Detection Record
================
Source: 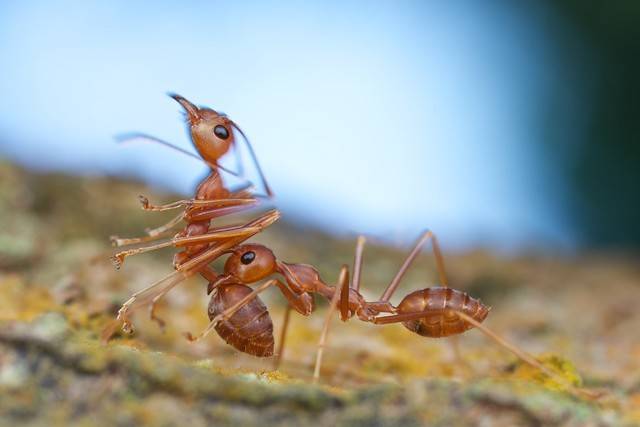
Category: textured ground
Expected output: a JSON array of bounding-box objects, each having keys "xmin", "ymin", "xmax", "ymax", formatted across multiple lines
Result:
[{"xmin": 0, "ymin": 160, "xmax": 639, "ymax": 426}]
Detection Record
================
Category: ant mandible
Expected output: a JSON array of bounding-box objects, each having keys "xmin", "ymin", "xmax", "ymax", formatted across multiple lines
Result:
[{"xmin": 105, "ymin": 94, "xmax": 279, "ymax": 336}]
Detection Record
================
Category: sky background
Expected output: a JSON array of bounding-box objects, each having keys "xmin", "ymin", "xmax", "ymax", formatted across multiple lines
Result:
[{"xmin": 0, "ymin": 1, "xmax": 593, "ymax": 251}]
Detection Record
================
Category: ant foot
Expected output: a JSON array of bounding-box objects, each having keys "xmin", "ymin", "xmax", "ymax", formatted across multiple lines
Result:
[
  {"xmin": 150, "ymin": 310, "xmax": 167, "ymax": 332},
  {"xmin": 121, "ymin": 321, "xmax": 134, "ymax": 335},
  {"xmin": 110, "ymin": 254, "xmax": 125, "ymax": 270},
  {"xmin": 138, "ymin": 195, "xmax": 150, "ymax": 209},
  {"xmin": 182, "ymin": 331, "xmax": 198, "ymax": 342}
]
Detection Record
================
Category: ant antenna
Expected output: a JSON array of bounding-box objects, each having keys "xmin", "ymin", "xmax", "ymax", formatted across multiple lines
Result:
[
  {"xmin": 230, "ymin": 122, "xmax": 274, "ymax": 197},
  {"xmin": 115, "ymin": 133, "xmax": 242, "ymax": 179},
  {"xmin": 232, "ymin": 136, "xmax": 245, "ymax": 177}
]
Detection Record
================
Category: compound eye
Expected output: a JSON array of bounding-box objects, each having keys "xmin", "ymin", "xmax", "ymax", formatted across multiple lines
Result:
[
  {"xmin": 240, "ymin": 251, "xmax": 256, "ymax": 265},
  {"xmin": 214, "ymin": 125, "xmax": 229, "ymax": 140}
]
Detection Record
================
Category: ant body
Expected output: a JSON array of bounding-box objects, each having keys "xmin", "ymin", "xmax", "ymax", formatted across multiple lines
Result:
[
  {"xmin": 184, "ymin": 231, "xmax": 588, "ymax": 397},
  {"xmin": 106, "ymin": 94, "xmax": 279, "ymax": 335}
]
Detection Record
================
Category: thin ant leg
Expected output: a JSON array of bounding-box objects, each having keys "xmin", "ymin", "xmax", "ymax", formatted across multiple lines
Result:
[
  {"xmin": 184, "ymin": 279, "xmax": 278, "ymax": 342},
  {"xmin": 338, "ymin": 236, "xmax": 365, "ymax": 320},
  {"xmin": 111, "ymin": 230, "xmax": 174, "ymax": 248},
  {"xmin": 111, "ymin": 212, "xmax": 184, "ymax": 247},
  {"xmin": 115, "ymin": 269, "xmax": 189, "ymax": 334},
  {"xmin": 145, "ymin": 212, "xmax": 185, "ymax": 237},
  {"xmin": 269, "ymin": 279, "xmax": 315, "ymax": 369},
  {"xmin": 184, "ymin": 204, "xmax": 261, "ymax": 223},
  {"xmin": 273, "ymin": 305, "xmax": 292, "ymax": 370},
  {"xmin": 339, "ymin": 262, "xmax": 351, "ymax": 320},
  {"xmin": 380, "ymin": 230, "xmax": 448, "ymax": 302},
  {"xmin": 351, "ymin": 236, "xmax": 366, "ymax": 292},
  {"xmin": 313, "ymin": 265, "xmax": 349, "ymax": 383},
  {"xmin": 454, "ymin": 312, "xmax": 599, "ymax": 398},
  {"xmin": 372, "ymin": 310, "xmax": 595, "ymax": 398},
  {"xmin": 104, "ymin": 210, "xmax": 281, "ymax": 337},
  {"xmin": 366, "ymin": 231, "xmax": 462, "ymax": 366},
  {"xmin": 111, "ymin": 197, "xmax": 259, "ymax": 248},
  {"xmin": 201, "ymin": 266, "xmax": 220, "ymax": 285},
  {"xmin": 147, "ymin": 257, "xmax": 220, "ymax": 331},
  {"xmin": 111, "ymin": 223, "xmax": 264, "ymax": 269},
  {"xmin": 138, "ymin": 195, "xmax": 256, "ymax": 212},
  {"xmin": 228, "ymin": 183, "xmax": 254, "ymax": 196},
  {"xmin": 149, "ymin": 289, "xmax": 170, "ymax": 330}
]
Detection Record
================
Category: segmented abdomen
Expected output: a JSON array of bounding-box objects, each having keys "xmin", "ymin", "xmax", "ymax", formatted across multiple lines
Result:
[
  {"xmin": 397, "ymin": 287, "xmax": 490, "ymax": 337},
  {"xmin": 209, "ymin": 283, "xmax": 274, "ymax": 357}
]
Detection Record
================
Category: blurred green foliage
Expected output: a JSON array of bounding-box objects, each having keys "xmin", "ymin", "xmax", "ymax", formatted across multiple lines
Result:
[{"xmin": 548, "ymin": 1, "xmax": 640, "ymax": 248}]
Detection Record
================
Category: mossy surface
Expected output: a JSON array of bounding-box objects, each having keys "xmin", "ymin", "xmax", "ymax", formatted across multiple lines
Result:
[{"xmin": 0, "ymin": 161, "xmax": 638, "ymax": 426}]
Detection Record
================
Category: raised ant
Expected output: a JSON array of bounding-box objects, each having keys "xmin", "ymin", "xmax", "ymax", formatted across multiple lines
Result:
[
  {"xmin": 105, "ymin": 94, "xmax": 279, "ymax": 336},
  {"xmin": 184, "ymin": 231, "xmax": 594, "ymax": 397}
]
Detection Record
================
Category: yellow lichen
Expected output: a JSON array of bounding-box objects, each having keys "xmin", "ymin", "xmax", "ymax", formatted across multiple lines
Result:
[
  {"xmin": 509, "ymin": 353, "xmax": 583, "ymax": 391},
  {"xmin": 0, "ymin": 275, "xmax": 59, "ymax": 322}
]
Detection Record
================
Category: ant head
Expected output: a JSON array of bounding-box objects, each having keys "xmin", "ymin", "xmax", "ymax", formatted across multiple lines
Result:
[
  {"xmin": 170, "ymin": 93, "xmax": 234, "ymax": 164},
  {"xmin": 219, "ymin": 244, "xmax": 277, "ymax": 287}
]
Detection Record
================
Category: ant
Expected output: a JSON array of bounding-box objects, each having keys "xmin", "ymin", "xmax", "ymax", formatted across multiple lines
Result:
[
  {"xmin": 105, "ymin": 94, "xmax": 279, "ymax": 336},
  {"xmin": 102, "ymin": 95, "xmax": 597, "ymax": 399},
  {"xmin": 184, "ymin": 231, "xmax": 595, "ymax": 397}
]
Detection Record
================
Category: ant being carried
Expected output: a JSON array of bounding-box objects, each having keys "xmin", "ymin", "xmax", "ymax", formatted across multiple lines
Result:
[
  {"xmin": 105, "ymin": 94, "xmax": 280, "ymax": 337},
  {"xmin": 106, "ymin": 94, "xmax": 595, "ymax": 398}
]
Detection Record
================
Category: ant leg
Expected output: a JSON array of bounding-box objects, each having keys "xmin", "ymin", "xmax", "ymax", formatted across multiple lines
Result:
[
  {"xmin": 184, "ymin": 279, "xmax": 277, "ymax": 342},
  {"xmin": 351, "ymin": 236, "xmax": 366, "ymax": 292},
  {"xmin": 372, "ymin": 310, "xmax": 593, "ymax": 398},
  {"xmin": 273, "ymin": 305, "xmax": 292, "ymax": 370},
  {"xmin": 148, "ymin": 267, "xmax": 220, "ymax": 332},
  {"xmin": 184, "ymin": 203, "xmax": 260, "ymax": 223},
  {"xmin": 111, "ymin": 212, "xmax": 184, "ymax": 247},
  {"xmin": 339, "ymin": 263, "xmax": 351, "ymax": 320},
  {"xmin": 380, "ymin": 230, "xmax": 448, "ymax": 302},
  {"xmin": 455, "ymin": 311, "xmax": 597, "ymax": 398},
  {"xmin": 149, "ymin": 290, "xmax": 169, "ymax": 330},
  {"xmin": 145, "ymin": 212, "xmax": 185, "ymax": 237},
  {"xmin": 273, "ymin": 280, "xmax": 314, "ymax": 315},
  {"xmin": 346, "ymin": 236, "xmax": 396, "ymax": 316},
  {"xmin": 114, "ymin": 269, "xmax": 191, "ymax": 335},
  {"xmin": 313, "ymin": 265, "xmax": 349, "ymax": 383},
  {"xmin": 372, "ymin": 230, "xmax": 461, "ymax": 365},
  {"xmin": 111, "ymin": 230, "xmax": 173, "ymax": 247},
  {"xmin": 111, "ymin": 223, "xmax": 263, "ymax": 269},
  {"xmin": 138, "ymin": 195, "xmax": 256, "ymax": 212},
  {"xmin": 174, "ymin": 210, "xmax": 280, "ymax": 275},
  {"xmin": 201, "ymin": 266, "xmax": 220, "ymax": 287},
  {"xmin": 105, "ymin": 210, "xmax": 281, "ymax": 337},
  {"xmin": 113, "ymin": 194, "xmax": 258, "ymax": 247}
]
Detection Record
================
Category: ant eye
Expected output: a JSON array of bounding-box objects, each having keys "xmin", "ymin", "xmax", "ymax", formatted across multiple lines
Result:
[
  {"xmin": 214, "ymin": 125, "xmax": 229, "ymax": 140},
  {"xmin": 240, "ymin": 251, "xmax": 255, "ymax": 265}
]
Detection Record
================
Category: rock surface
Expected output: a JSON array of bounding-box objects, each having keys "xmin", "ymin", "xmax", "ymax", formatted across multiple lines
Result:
[{"xmin": 0, "ymin": 161, "xmax": 638, "ymax": 426}]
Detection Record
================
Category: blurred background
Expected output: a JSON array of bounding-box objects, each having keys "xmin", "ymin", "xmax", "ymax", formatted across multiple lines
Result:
[
  {"xmin": 1, "ymin": 0, "xmax": 638, "ymax": 252},
  {"xmin": 1, "ymin": 3, "xmax": 640, "ymax": 424}
]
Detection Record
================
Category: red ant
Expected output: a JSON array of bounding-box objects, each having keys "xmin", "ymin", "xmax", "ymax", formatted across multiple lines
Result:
[
  {"xmin": 105, "ymin": 94, "xmax": 279, "ymax": 336},
  {"xmin": 103, "ymin": 95, "xmax": 596, "ymax": 399},
  {"xmin": 184, "ymin": 231, "xmax": 594, "ymax": 397}
]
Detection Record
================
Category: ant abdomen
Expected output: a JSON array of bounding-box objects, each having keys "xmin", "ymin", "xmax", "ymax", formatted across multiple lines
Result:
[
  {"xmin": 397, "ymin": 287, "xmax": 490, "ymax": 338},
  {"xmin": 209, "ymin": 283, "xmax": 274, "ymax": 357}
]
